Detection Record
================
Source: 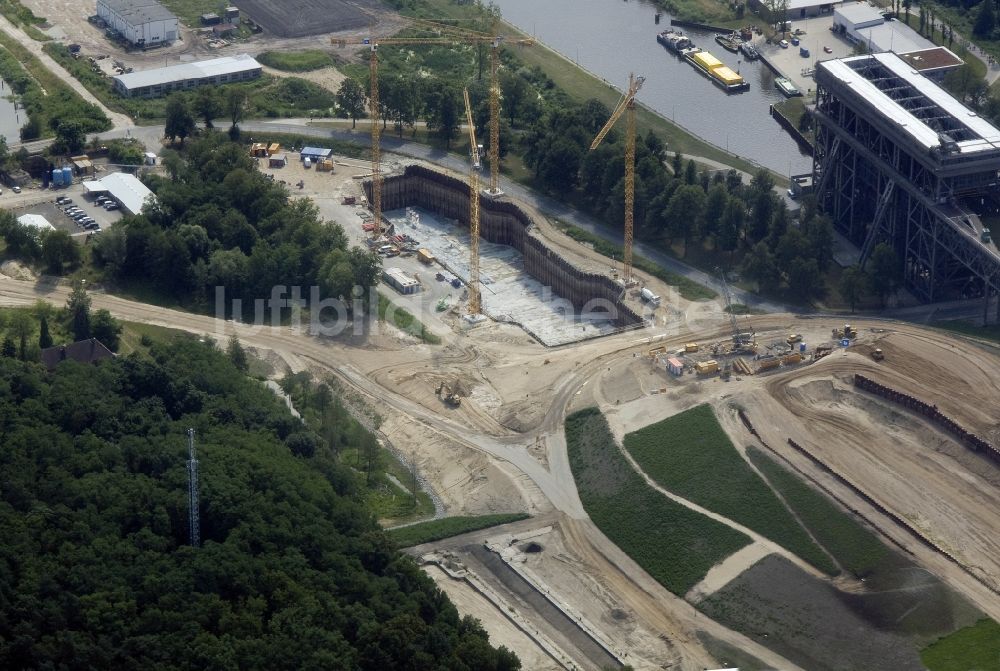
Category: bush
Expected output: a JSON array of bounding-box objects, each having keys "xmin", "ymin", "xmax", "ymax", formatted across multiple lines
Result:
[
  {"xmin": 389, "ymin": 513, "xmax": 531, "ymax": 547},
  {"xmin": 257, "ymin": 50, "xmax": 333, "ymax": 72}
]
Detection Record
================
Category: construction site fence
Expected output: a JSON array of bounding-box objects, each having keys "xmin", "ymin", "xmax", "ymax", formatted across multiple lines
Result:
[{"xmin": 853, "ymin": 374, "xmax": 999, "ymax": 464}]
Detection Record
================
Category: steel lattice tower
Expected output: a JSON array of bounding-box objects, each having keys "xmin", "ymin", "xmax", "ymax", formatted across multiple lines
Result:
[{"xmin": 187, "ymin": 428, "xmax": 200, "ymax": 548}]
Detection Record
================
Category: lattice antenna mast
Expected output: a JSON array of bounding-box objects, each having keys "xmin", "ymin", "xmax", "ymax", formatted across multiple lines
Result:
[{"xmin": 186, "ymin": 428, "xmax": 200, "ymax": 548}]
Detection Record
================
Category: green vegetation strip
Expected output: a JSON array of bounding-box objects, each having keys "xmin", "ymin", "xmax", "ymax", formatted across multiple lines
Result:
[
  {"xmin": 625, "ymin": 405, "xmax": 837, "ymax": 575},
  {"xmin": 746, "ymin": 446, "xmax": 893, "ymax": 577},
  {"xmin": 377, "ymin": 292, "xmax": 441, "ymax": 345},
  {"xmin": 0, "ymin": 32, "xmax": 110, "ymax": 139},
  {"xmin": 566, "ymin": 407, "xmax": 750, "ymax": 595},
  {"xmin": 389, "ymin": 513, "xmax": 531, "ymax": 548},
  {"xmin": 932, "ymin": 319, "xmax": 1000, "ymax": 346},
  {"xmin": 920, "ymin": 618, "xmax": 1000, "ymax": 671},
  {"xmin": 258, "ymin": 50, "xmax": 334, "ymax": 72},
  {"xmin": 559, "ymin": 223, "xmax": 716, "ymax": 301}
]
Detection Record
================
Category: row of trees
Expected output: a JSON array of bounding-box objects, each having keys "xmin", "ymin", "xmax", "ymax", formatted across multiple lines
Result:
[
  {"xmin": 164, "ymin": 87, "xmax": 249, "ymax": 143},
  {"xmin": 0, "ymin": 285, "xmax": 122, "ymax": 362},
  {"xmin": 0, "ymin": 209, "xmax": 82, "ymax": 275},
  {"xmin": 91, "ymin": 134, "xmax": 381, "ymax": 315},
  {"xmin": 0, "ymin": 336, "xmax": 521, "ymax": 670},
  {"xmin": 521, "ymin": 96, "xmax": 834, "ymax": 299}
]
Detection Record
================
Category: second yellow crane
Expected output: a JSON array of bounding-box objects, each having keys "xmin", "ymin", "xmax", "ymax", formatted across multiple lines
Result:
[
  {"xmin": 463, "ymin": 88, "xmax": 481, "ymax": 316},
  {"xmin": 590, "ymin": 73, "xmax": 644, "ymax": 285}
]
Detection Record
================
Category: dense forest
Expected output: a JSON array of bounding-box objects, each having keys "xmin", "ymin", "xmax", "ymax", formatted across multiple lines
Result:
[
  {"xmin": 0, "ymin": 336, "xmax": 520, "ymax": 669},
  {"xmin": 86, "ymin": 134, "xmax": 381, "ymax": 314}
]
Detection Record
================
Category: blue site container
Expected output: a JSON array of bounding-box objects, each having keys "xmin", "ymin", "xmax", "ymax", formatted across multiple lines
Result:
[
  {"xmin": 62, "ymin": 166, "xmax": 73, "ymax": 184},
  {"xmin": 51, "ymin": 168, "xmax": 63, "ymax": 186},
  {"xmin": 799, "ymin": 342, "xmax": 807, "ymax": 353}
]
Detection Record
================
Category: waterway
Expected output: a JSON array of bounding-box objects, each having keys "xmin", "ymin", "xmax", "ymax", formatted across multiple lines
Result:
[
  {"xmin": 0, "ymin": 78, "xmax": 25, "ymax": 144},
  {"xmin": 492, "ymin": 0, "xmax": 813, "ymax": 176}
]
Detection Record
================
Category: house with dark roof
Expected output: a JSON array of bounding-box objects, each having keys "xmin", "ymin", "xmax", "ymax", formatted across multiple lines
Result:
[{"xmin": 41, "ymin": 339, "xmax": 116, "ymax": 370}]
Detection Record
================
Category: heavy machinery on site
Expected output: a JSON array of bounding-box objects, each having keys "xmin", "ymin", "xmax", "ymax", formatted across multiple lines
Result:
[
  {"xmin": 463, "ymin": 87, "xmax": 482, "ymax": 316},
  {"xmin": 436, "ymin": 382, "xmax": 461, "ymax": 407},
  {"xmin": 872, "ymin": 348, "xmax": 885, "ymax": 361},
  {"xmin": 833, "ymin": 323, "xmax": 856, "ymax": 339}
]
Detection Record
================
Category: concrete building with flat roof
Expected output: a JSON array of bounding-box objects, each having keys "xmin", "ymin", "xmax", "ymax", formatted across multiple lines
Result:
[
  {"xmin": 751, "ymin": 0, "xmax": 840, "ymax": 20},
  {"xmin": 897, "ymin": 46, "xmax": 965, "ymax": 81},
  {"xmin": 813, "ymin": 52, "xmax": 1000, "ymax": 319},
  {"xmin": 97, "ymin": 0, "xmax": 178, "ymax": 48},
  {"xmin": 833, "ymin": 6, "xmax": 934, "ymax": 55},
  {"xmin": 382, "ymin": 267, "xmax": 420, "ymax": 295},
  {"xmin": 113, "ymin": 54, "xmax": 262, "ymax": 98}
]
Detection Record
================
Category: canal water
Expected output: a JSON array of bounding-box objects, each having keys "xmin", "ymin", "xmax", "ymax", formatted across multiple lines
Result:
[
  {"xmin": 0, "ymin": 78, "xmax": 25, "ymax": 144},
  {"xmin": 493, "ymin": 0, "xmax": 813, "ymax": 176}
]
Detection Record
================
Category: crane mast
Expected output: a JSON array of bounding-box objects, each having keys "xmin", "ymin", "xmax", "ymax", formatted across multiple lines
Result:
[
  {"xmin": 463, "ymin": 88, "xmax": 482, "ymax": 315},
  {"xmin": 589, "ymin": 73, "xmax": 644, "ymax": 285},
  {"xmin": 336, "ymin": 22, "xmax": 531, "ymax": 243},
  {"xmin": 186, "ymin": 428, "xmax": 200, "ymax": 548}
]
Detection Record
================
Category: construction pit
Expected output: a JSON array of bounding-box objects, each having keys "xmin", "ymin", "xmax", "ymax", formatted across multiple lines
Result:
[{"xmin": 372, "ymin": 165, "xmax": 647, "ymax": 347}]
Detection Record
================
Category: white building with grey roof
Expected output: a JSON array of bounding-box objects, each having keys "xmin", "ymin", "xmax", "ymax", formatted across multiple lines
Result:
[
  {"xmin": 113, "ymin": 54, "xmax": 262, "ymax": 98},
  {"xmin": 97, "ymin": 0, "xmax": 178, "ymax": 48}
]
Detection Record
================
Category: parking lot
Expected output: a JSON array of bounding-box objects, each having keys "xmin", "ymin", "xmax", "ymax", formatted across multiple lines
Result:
[{"xmin": 10, "ymin": 184, "xmax": 124, "ymax": 239}]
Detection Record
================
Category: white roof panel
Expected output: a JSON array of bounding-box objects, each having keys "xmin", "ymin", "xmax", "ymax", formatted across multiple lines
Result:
[
  {"xmin": 114, "ymin": 54, "xmax": 261, "ymax": 90},
  {"xmin": 16, "ymin": 214, "xmax": 54, "ymax": 231},
  {"xmin": 835, "ymin": 3, "xmax": 884, "ymax": 25},
  {"xmin": 98, "ymin": 172, "xmax": 155, "ymax": 215},
  {"xmin": 823, "ymin": 53, "xmax": 1000, "ymax": 153}
]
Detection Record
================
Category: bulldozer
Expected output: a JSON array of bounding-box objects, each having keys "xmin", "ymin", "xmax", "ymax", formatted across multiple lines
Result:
[
  {"xmin": 435, "ymin": 382, "xmax": 461, "ymax": 408},
  {"xmin": 871, "ymin": 348, "xmax": 884, "ymax": 361}
]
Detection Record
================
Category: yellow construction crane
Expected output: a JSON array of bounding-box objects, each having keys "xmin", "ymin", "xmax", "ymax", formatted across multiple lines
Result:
[
  {"xmin": 335, "ymin": 21, "xmax": 532, "ymax": 238},
  {"xmin": 589, "ymin": 73, "xmax": 645, "ymax": 285},
  {"xmin": 463, "ymin": 88, "xmax": 482, "ymax": 315}
]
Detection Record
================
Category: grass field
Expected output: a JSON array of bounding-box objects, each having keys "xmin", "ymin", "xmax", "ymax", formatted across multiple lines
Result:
[
  {"xmin": 921, "ymin": 618, "xmax": 1000, "ymax": 671},
  {"xmin": 932, "ymin": 319, "xmax": 1000, "ymax": 346},
  {"xmin": 746, "ymin": 446, "xmax": 896, "ymax": 578},
  {"xmin": 557, "ymin": 223, "xmax": 716, "ymax": 301},
  {"xmin": 377, "ymin": 292, "xmax": 442, "ymax": 345},
  {"xmin": 624, "ymin": 405, "xmax": 838, "ymax": 575},
  {"xmin": 388, "ymin": 513, "xmax": 531, "ymax": 547},
  {"xmin": 566, "ymin": 407, "xmax": 751, "ymax": 596},
  {"xmin": 258, "ymin": 50, "xmax": 334, "ymax": 72}
]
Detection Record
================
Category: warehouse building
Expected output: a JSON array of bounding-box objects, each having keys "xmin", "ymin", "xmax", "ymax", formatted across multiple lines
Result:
[
  {"xmin": 113, "ymin": 54, "xmax": 262, "ymax": 98},
  {"xmin": 96, "ymin": 0, "xmax": 178, "ymax": 48},
  {"xmin": 82, "ymin": 172, "xmax": 156, "ymax": 215}
]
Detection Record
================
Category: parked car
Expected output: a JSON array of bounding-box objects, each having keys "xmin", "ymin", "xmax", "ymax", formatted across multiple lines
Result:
[
  {"xmin": 103, "ymin": 202, "xmax": 119, "ymax": 211},
  {"xmin": 12, "ymin": 186, "xmax": 20, "ymax": 194},
  {"xmin": 779, "ymin": 39, "xmax": 789, "ymax": 48},
  {"xmin": 55, "ymin": 196, "xmax": 67, "ymax": 204}
]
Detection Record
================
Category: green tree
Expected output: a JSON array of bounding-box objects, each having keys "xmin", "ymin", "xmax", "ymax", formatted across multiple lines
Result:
[
  {"xmin": 742, "ymin": 241, "xmax": 781, "ymax": 291},
  {"xmin": 428, "ymin": 84, "xmax": 461, "ymax": 148},
  {"xmin": 41, "ymin": 229, "xmax": 81, "ymax": 274},
  {"xmin": 684, "ymin": 158, "xmax": 698, "ymax": 185},
  {"xmin": 718, "ymin": 197, "xmax": 744, "ymax": 253},
  {"xmin": 66, "ymin": 280, "xmax": 92, "ymax": 341},
  {"xmin": 788, "ymin": 257, "xmax": 823, "ymax": 300},
  {"xmin": 165, "ymin": 94, "xmax": 195, "ymax": 144},
  {"xmin": 337, "ymin": 77, "xmax": 367, "ymax": 128},
  {"xmin": 665, "ymin": 184, "xmax": 707, "ymax": 256},
  {"xmin": 227, "ymin": 335, "xmax": 249, "ymax": 373},
  {"xmin": 868, "ymin": 242, "xmax": 902, "ymax": 306},
  {"xmin": 703, "ymin": 183, "xmax": 729, "ymax": 240},
  {"xmin": 974, "ymin": 0, "xmax": 995, "ymax": 37},
  {"xmin": 839, "ymin": 265, "xmax": 871, "ymax": 312},
  {"xmin": 39, "ymin": 314, "xmax": 53, "ymax": 349},
  {"xmin": 53, "ymin": 120, "xmax": 86, "ymax": 154},
  {"xmin": 8, "ymin": 310, "xmax": 34, "ymax": 360},
  {"xmin": 193, "ymin": 87, "xmax": 222, "ymax": 128},
  {"xmin": 0, "ymin": 336, "xmax": 14, "ymax": 357},
  {"xmin": 90, "ymin": 309, "xmax": 122, "ymax": 351},
  {"xmin": 536, "ymin": 138, "xmax": 583, "ymax": 195}
]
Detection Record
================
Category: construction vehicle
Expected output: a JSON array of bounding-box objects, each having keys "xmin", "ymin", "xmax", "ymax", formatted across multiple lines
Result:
[
  {"xmin": 872, "ymin": 348, "xmax": 884, "ymax": 361},
  {"xmin": 814, "ymin": 344, "xmax": 833, "ymax": 360},
  {"xmin": 786, "ymin": 333, "xmax": 803, "ymax": 345},
  {"xmin": 335, "ymin": 20, "xmax": 533, "ymax": 238},
  {"xmin": 436, "ymin": 382, "xmax": 461, "ymax": 407},
  {"xmin": 719, "ymin": 268, "xmax": 756, "ymax": 350},
  {"xmin": 832, "ymin": 323, "xmax": 856, "ymax": 339},
  {"xmin": 463, "ymin": 87, "xmax": 482, "ymax": 316},
  {"xmin": 590, "ymin": 73, "xmax": 644, "ymax": 285}
]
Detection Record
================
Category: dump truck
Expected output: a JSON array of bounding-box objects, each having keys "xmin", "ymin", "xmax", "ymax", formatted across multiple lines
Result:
[
  {"xmin": 417, "ymin": 248, "xmax": 436, "ymax": 265},
  {"xmin": 786, "ymin": 333, "xmax": 803, "ymax": 345}
]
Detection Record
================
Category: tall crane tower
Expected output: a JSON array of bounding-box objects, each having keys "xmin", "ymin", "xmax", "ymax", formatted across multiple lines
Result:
[
  {"xmin": 718, "ymin": 268, "xmax": 755, "ymax": 348},
  {"xmin": 463, "ymin": 87, "xmax": 482, "ymax": 316},
  {"xmin": 186, "ymin": 428, "xmax": 200, "ymax": 548},
  {"xmin": 336, "ymin": 21, "xmax": 532, "ymax": 237},
  {"xmin": 589, "ymin": 73, "xmax": 644, "ymax": 285}
]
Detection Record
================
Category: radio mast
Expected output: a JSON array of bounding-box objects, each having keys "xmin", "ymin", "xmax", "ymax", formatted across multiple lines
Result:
[{"xmin": 187, "ymin": 428, "xmax": 200, "ymax": 548}]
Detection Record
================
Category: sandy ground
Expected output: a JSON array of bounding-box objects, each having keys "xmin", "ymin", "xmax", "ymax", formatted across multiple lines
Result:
[{"xmin": 426, "ymin": 563, "xmax": 561, "ymax": 671}]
